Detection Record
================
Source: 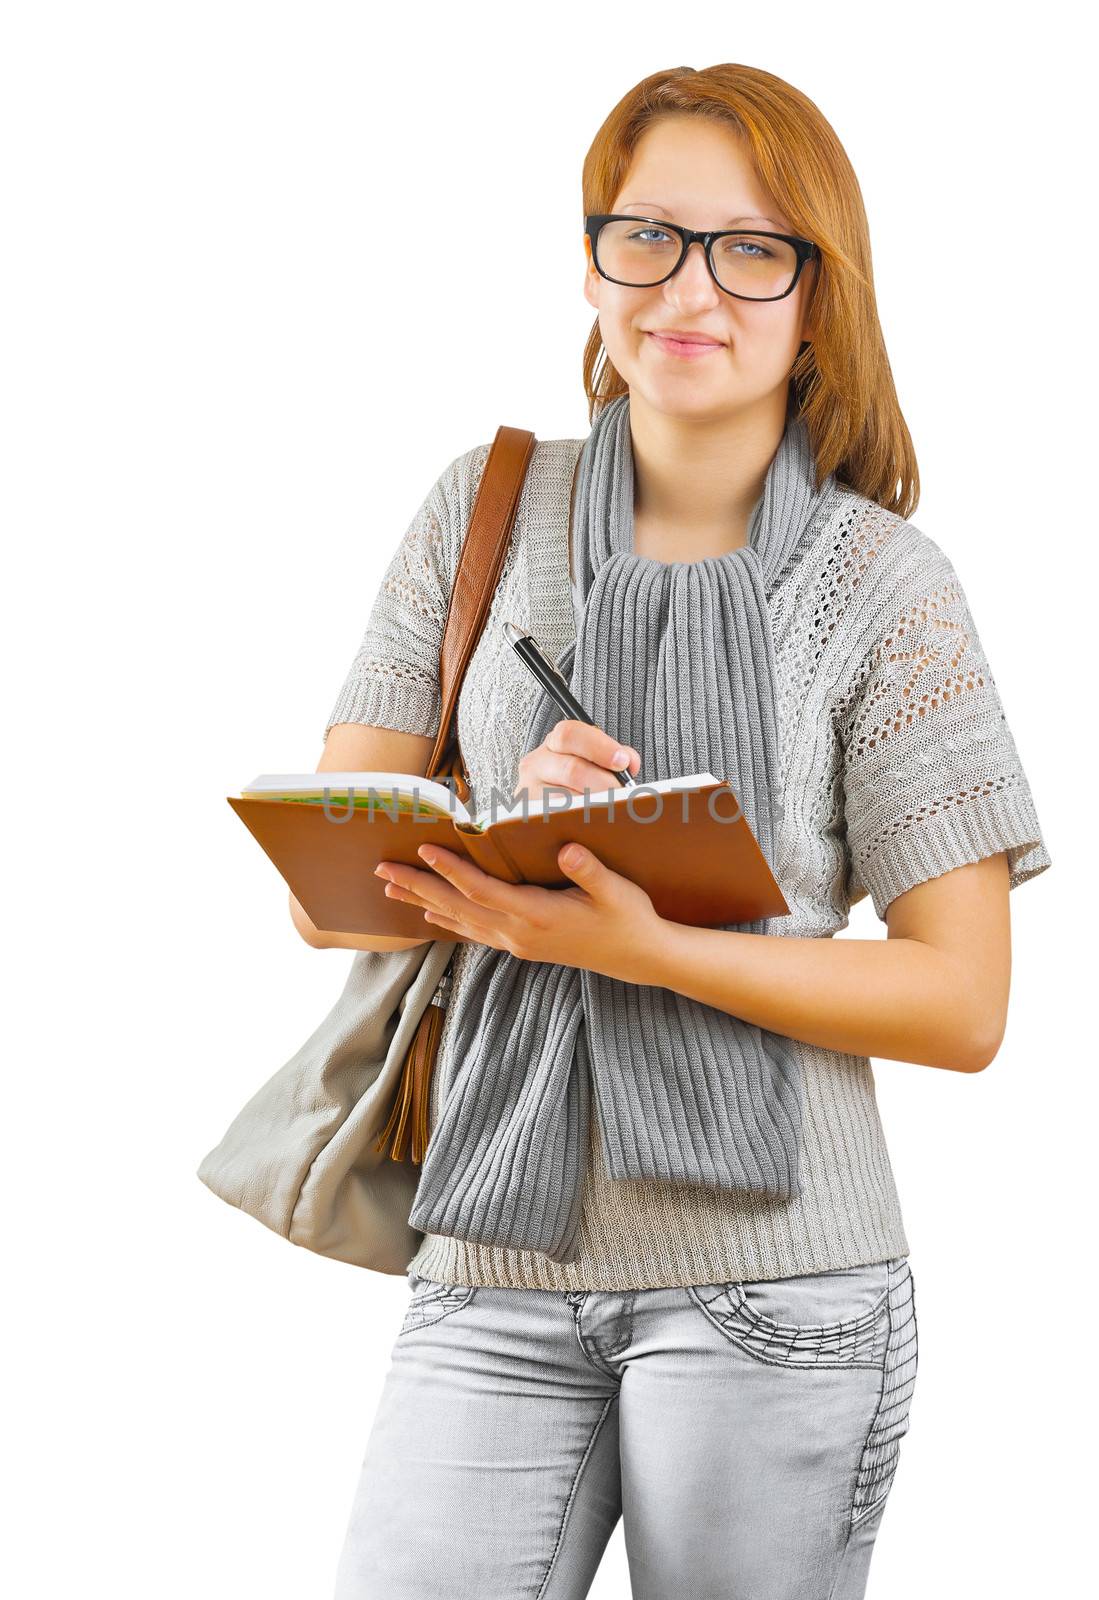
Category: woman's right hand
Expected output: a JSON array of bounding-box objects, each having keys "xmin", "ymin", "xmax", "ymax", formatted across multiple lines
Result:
[{"xmin": 514, "ymin": 719, "xmax": 641, "ymax": 815}]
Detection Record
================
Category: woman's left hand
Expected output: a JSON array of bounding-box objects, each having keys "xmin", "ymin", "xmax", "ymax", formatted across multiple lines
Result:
[{"xmin": 374, "ymin": 843, "xmax": 662, "ymax": 983}]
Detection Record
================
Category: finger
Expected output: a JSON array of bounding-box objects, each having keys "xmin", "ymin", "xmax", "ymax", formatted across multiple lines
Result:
[
  {"xmin": 378, "ymin": 862, "xmax": 479, "ymax": 924},
  {"xmin": 413, "ymin": 852, "xmax": 566, "ymax": 947},
  {"xmin": 550, "ymin": 718, "xmax": 639, "ymax": 772},
  {"xmin": 557, "ymin": 842, "xmax": 616, "ymax": 896},
  {"xmin": 383, "ymin": 853, "xmax": 527, "ymax": 936},
  {"xmin": 384, "ymin": 880, "xmax": 502, "ymax": 945},
  {"xmin": 528, "ymin": 750, "xmax": 638, "ymax": 804},
  {"xmin": 382, "ymin": 882, "xmax": 432, "ymax": 911},
  {"xmin": 415, "ymin": 846, "xmax": 531, "ymax": 919}
]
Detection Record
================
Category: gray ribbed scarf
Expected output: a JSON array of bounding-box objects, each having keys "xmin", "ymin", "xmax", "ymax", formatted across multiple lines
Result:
[{"xmin": 408, "ymin": 393, "xmax": 839, "ymax": 1263}]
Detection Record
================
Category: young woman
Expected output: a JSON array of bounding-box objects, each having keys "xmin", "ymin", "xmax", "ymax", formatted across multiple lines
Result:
[{"xmin": 302, "ymin": 63, "xmax": 1051, "ymax": 1600}]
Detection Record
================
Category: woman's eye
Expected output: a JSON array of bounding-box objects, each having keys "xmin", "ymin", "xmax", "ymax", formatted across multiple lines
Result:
[{"xmin": 722, "ymin": 239, "xmax": 772, "ymax": 260}]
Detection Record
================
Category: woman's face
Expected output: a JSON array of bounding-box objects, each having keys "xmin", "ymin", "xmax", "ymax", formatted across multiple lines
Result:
[{"xmin": 584, "ymin": 117, "xmax": 815, "ymax": 422}]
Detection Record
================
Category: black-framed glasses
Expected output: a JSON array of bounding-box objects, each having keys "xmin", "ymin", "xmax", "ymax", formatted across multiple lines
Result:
[{"xmin": 585, "ymin": 214, "xmax": 818, "ymax": 302}]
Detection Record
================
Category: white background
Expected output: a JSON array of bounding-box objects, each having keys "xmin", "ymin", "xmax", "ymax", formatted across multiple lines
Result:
[{"xmin": 4, "ymin": 3, "xmax": 1089, "ymax": 1595}]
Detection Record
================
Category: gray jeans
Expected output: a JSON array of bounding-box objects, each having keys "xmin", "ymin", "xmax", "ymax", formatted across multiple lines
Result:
[{"xmin": 333, "ymin": 1256, "xmax": 918, "ymax": 1600}]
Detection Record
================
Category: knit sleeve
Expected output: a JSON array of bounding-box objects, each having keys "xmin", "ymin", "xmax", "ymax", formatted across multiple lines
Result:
[
  {"xmin": 322, "ymin": 453, "xmax": 472, "ymax": 742},
  {"xmin": 837, "ymin": 528, "xmax": 1052, "ymax": 921}
]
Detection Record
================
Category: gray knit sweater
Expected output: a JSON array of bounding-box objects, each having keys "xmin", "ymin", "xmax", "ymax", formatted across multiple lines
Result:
[{"xmin": 324, "ymin": 437, "xmax": 1051, "ymax": 1290}]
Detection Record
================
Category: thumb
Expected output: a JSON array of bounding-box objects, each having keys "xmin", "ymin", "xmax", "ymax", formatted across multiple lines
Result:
[{"xmin": 559, "ymin": 843, "xmax": 602, "ymax": 884}]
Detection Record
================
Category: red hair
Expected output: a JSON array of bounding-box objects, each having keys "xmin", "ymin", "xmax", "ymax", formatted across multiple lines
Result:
[{"xmin": 581, "ymin": 64, "xmax": 919, "ymax": 517}]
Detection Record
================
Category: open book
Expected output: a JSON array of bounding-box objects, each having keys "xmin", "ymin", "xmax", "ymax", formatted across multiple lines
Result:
[{"xmin": 228, "ymin": 769, "xmax": 790, "ymax": 939}]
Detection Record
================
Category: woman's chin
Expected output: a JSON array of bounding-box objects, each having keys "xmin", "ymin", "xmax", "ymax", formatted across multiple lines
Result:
[{"xmin": 628, "ymin": 371, "xmax": 746, "ymax": 419}]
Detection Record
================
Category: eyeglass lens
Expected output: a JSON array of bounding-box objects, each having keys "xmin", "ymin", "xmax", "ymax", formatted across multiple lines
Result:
[{"xmin": 595, "ymin": 219, "xmax": 799, "ymax": 299}]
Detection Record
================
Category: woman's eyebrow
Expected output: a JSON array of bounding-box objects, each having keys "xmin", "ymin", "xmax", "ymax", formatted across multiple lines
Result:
[{"xmin": 617, "ymin": 200, "xmax": 783, "ymax": 229}]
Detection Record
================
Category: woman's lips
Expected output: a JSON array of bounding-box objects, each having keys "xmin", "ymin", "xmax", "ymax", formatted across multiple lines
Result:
[{"xmin": 645, "ymin": 331, "xmax": 724, "ymax": 360}]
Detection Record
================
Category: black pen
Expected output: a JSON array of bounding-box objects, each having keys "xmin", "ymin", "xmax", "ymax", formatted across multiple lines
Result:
[{"xmin": 502, "ymin": 620, "xmax": 639, "ymax": 790}]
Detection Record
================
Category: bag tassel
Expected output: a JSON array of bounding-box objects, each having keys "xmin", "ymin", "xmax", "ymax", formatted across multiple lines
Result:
[
  {"xmin": 376, "ymin": 750, "xmax": 466, "ymax": 1165},
  {"xmin": 374, "ymin": 963, "xmax": 453, "ymax": 1164}
]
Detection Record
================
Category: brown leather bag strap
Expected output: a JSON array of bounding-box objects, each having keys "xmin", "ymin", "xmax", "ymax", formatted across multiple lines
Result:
[
  {"xmin": 377, "ymin": 427, "xmax": 535, "ymax": 1168},
  {"xmin": 425, "ymin": 425, "xmax": 537, "ymax": 801}
]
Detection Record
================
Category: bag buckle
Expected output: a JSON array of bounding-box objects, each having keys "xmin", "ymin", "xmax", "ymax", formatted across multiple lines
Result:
[{"xmin": 431, "ymin": 963, "xmax": 454, "ymax": 1009}]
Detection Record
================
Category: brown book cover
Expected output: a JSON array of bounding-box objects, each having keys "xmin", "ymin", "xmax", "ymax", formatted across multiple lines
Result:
[{"xmin": 228, "ymin": 770, "xmax": 790, "ymax": 938}]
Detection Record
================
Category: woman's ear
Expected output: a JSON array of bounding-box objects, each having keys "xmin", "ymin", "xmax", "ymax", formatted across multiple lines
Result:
[{"xmin": 582, "ymin": 237, "xmax": 599, "ymax": 311}]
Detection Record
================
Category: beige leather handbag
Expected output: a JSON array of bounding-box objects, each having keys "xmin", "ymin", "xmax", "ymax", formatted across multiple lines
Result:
[{"xmin": 195, "ymin": 426, "xmax": 537, "ymax": 1273}]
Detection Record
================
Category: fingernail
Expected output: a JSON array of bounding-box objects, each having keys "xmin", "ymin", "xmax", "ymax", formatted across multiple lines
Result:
[{"xmin": 611, "ymin": 749, "xmax": 628, "ymax": 766}]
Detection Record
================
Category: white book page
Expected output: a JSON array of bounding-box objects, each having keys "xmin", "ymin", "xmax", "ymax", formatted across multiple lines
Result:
[{"xmin": 239, "ymin": 772, "xmax": 471, "ymax": 822}]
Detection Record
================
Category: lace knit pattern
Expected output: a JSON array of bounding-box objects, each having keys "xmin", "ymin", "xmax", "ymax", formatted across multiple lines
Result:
[{"xmin": 324, "ymin": 438, "xmax": 1051, "ymax": 1291}]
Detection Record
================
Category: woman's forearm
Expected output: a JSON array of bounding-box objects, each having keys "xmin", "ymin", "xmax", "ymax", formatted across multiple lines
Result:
[{"xmin": 628, "ymin": 920, "xmax": 990, "ymax": 1073}]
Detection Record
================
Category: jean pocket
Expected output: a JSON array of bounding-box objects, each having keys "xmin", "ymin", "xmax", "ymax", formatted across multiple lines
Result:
[
  {"xmin": 398, "ymin": 1273, "xmax": 480, "ymax": 1337},
  {"xmin": 850, "ymin": 1258, "xmax": 919, "ymax": 1525},
  {"xmin": 687, "ymin": 1258, "xmax": 894, "ymax": 1369}
]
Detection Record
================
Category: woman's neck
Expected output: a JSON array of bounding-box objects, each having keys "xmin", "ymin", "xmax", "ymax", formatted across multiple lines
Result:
[{"xmin": 627, "ymin": 391, "xmax": 790, "ymax": 562}]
